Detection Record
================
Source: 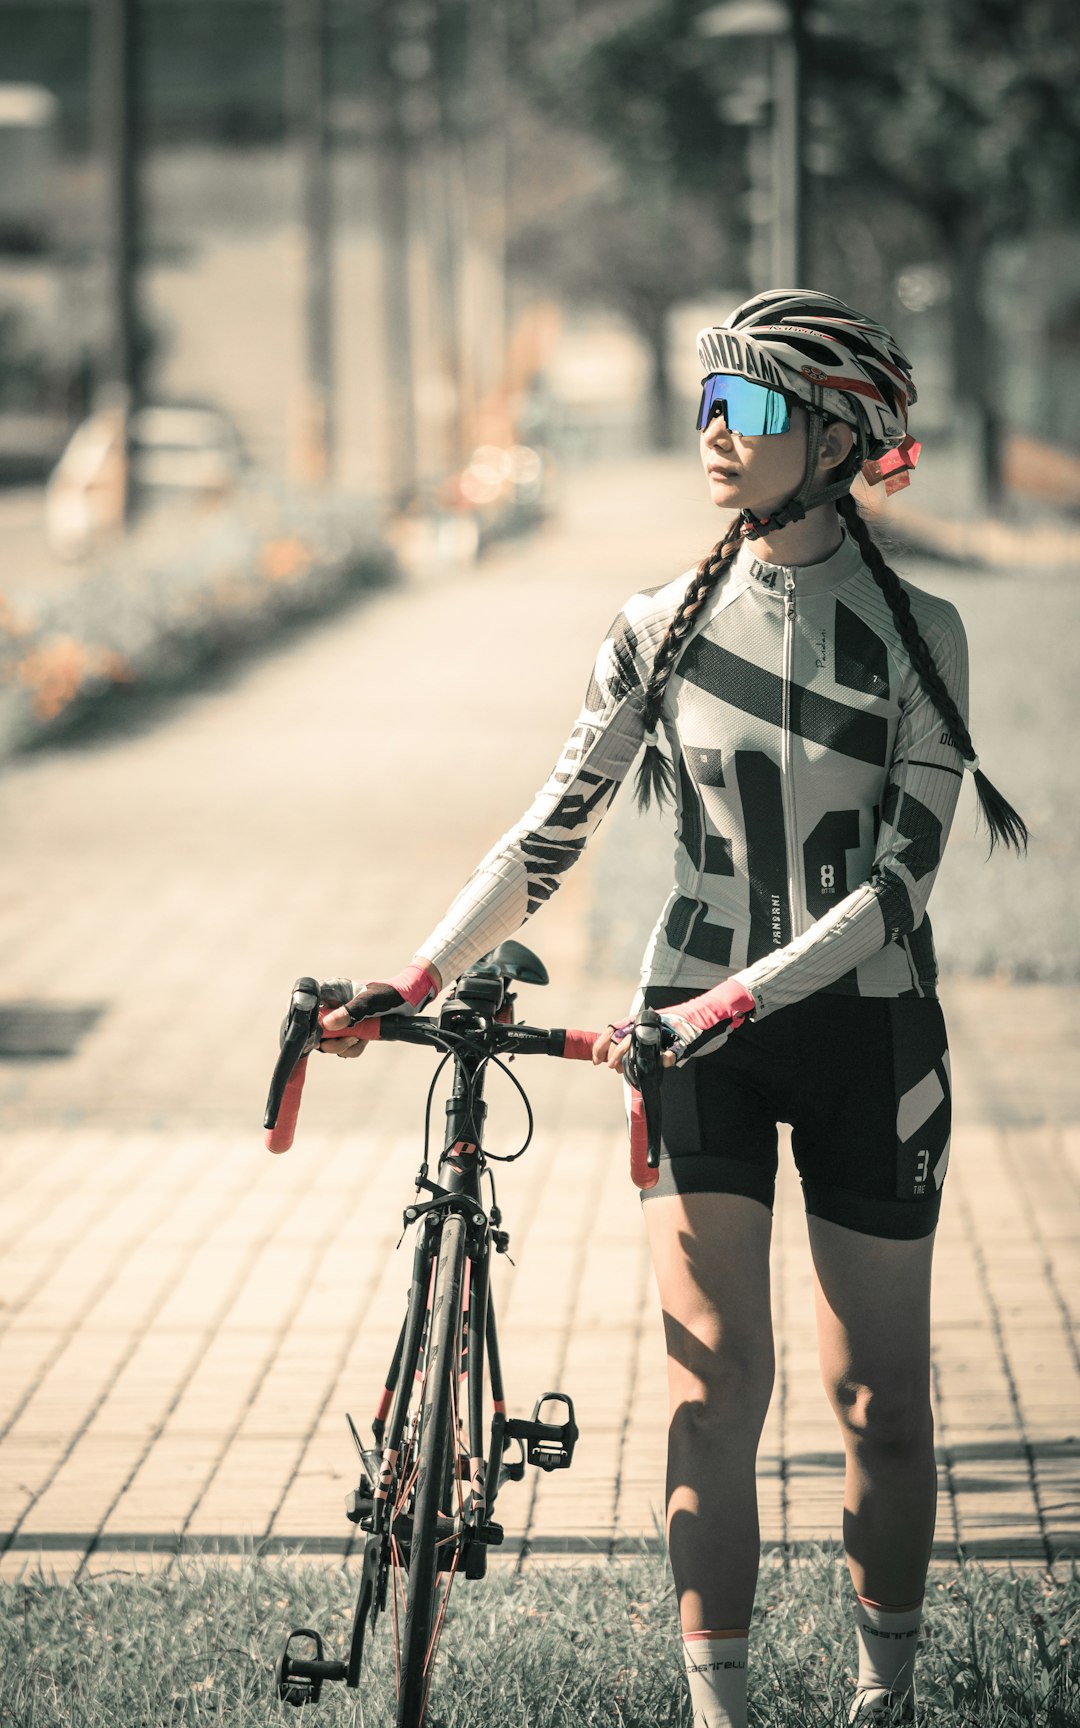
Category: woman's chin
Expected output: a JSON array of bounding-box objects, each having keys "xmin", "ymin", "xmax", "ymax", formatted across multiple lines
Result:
[
  {"xmin": 736, "ymin": 493, "xmax": 786, "ymax": 521},
  {"xmin": 706, "ymin": 475, "xmax": 742, "ymax": 507}
]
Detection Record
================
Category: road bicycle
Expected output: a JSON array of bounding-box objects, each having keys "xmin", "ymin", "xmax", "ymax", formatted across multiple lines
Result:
[{"xmin": 262, "ymin": 940, "xmax": 665, "ymax": 1727}]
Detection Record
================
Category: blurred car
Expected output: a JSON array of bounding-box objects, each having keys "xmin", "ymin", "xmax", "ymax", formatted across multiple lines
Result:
[
  {"xmin": 128, "ymin": 404, "xmax": 247, "ymax": 502},
  {"xmin": 45, "ymin": 400, "xmax": 248, "ymax": 560}
]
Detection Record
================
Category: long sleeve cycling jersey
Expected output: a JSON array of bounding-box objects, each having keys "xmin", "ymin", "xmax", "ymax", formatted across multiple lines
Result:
[{"xmin": 418, "ymin": 530, "xmax": 968, "ymax": 1019}]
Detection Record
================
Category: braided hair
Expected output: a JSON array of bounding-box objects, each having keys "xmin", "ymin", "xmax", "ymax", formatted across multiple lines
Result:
[
  {"xmin": 637, "ymin": 497, "xmax": 1028, "ymax": 856},
  {"xmin": 836, "ymin": 494, "xmax": 1026, "ymax": 854},
  {"xmin": 635, "ymin": 514, "xmax": 743, "ymax": 811}
]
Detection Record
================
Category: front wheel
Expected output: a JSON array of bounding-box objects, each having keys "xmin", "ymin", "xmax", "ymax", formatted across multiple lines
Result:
[{"xmin": 395, "ymin": 1212, "xmax": 466, "ymax": 1727}]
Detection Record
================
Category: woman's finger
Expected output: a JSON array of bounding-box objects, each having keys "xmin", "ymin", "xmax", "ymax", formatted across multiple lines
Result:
[
  {"xmin": 605, "ymin": 1034, "xmax": 632, "ymax": 1072},
  {"xmin": 318, "ymin": 1034, "xmax": 364, "ymax": 1058},
  {"xmin": 592, "ymin": 1028, "xmax": 614, "ymax": 1064}
]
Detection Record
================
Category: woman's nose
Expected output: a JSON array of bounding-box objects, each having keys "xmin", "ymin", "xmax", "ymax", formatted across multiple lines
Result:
[{"xmin": 705, "ymin": 412, "xmax": 733, "ymax": 446}]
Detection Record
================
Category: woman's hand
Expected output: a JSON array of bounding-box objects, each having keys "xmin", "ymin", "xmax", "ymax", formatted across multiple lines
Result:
[
  {"xmin": 318, "ymin": 961, "xmax": 441, "ymax": 1058},
  {"xmin": 591, "ymin": 978, "xmax": 756, "ymax": 1073},
  {"xmin": 591, "ymin": 1021, "xmax": 680, "ymax": 1072}
]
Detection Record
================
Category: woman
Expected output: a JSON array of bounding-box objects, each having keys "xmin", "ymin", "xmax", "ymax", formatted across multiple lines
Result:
[{"xmin": 320, "ymin": 291, "xmax": 1027, "ymax": 1726}]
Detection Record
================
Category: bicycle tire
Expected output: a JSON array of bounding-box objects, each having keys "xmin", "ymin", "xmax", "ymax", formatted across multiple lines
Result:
[{"xmin": 395, "ymin": 1211, "xmax": 466, "ymax": 1727}]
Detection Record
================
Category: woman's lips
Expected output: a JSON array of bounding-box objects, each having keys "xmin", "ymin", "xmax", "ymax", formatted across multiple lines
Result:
[{"xmin": 708, "ymin": 466, "xmax": 740, "ymax": 481}]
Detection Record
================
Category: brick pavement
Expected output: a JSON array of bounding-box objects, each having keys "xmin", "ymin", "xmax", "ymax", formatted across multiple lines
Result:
[{"xmin": 1, "ymin": 456, "xmax": 1077, "ymax": 1580}]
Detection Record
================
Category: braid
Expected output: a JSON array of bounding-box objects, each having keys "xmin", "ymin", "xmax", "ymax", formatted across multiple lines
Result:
[
  {"xmin": 635, "ymin": 517, "xmax": 743, "ymax": 812},
  {"xmin": 837, "ymin": 494, "xmax": 1028, "ymax": 855}
]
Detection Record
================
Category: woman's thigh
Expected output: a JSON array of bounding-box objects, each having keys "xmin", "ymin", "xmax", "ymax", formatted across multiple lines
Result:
[
  {"xmin": 644, "ymin": 1191, "xmax": 775, "ymax": 1415},
  {"xmin": 808, "ymin": 1215, "xmax": 936, "ymax": 1424}
]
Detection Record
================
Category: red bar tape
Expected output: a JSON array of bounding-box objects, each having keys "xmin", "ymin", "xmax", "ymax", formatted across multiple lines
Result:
[
  {"xmin": 561, "ymin": 1028, "xmax": 599, "ymax": 1061},
  {"xmin": 266, "ymin": 1055, "xmax": 308, "ymax": 1153},
  {"xmin": 629, "ymin": 1087, "xmax": 659, "ymax": 1191}
]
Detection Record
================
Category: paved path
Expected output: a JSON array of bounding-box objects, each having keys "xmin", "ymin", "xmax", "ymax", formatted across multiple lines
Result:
[{"xmin": 1, "ymin": 456, "xmax": 1077, "ymax": 1580}]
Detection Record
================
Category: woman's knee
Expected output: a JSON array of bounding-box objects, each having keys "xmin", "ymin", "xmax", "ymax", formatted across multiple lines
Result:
[
  {"xmin": 669, "ymin": 1340, "xmax": 775, "ymax": 1440},
  {"xmin": 827, "ymin": 1374, "xmax": 933, "ymax": 1454}
]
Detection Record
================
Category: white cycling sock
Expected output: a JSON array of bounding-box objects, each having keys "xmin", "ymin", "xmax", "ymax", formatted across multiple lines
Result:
[
  {"xmin": 850, "ymin": 1596, "xmax": 922, "ymax": 1719},
  {"xmin": 682, "ymin": 1629, "xmax": 749, "ymax": 1728}
]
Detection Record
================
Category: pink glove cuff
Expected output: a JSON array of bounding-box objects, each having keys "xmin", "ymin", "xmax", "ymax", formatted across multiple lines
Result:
[
  {"xmin": 668, "ymin": 978, "xmax": 756, "ymax": 1033},
  {"xmin": 389, "ymin": 962, "xmax": 440, "ymax": 1008}
]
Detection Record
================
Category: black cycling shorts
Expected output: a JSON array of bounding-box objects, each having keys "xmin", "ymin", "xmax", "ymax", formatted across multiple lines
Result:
[{"xmin": 640, "ymin": 988, "xmax": 951, "ymax": 1240}]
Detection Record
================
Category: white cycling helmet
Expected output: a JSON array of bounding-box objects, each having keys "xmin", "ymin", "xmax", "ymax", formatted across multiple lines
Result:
[{"xmin": 696, "ymin": 289, "xmax": 919, "ymax": 534}]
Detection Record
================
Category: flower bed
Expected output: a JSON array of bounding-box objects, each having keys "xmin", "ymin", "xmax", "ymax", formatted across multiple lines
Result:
[{"xmin": 0, "ymin": 485, "xmax": 398, "ymax": 757}]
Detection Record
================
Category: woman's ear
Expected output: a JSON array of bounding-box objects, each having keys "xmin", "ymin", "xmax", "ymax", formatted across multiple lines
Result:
[{"xmin": 819, "ymin": 418, "xmax": 855, "ymax": 475}]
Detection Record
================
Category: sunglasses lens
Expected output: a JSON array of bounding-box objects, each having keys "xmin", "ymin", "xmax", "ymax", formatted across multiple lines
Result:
[{"xmin": 696, "ymin": 375, "xmax": 791, "ymax": 436}]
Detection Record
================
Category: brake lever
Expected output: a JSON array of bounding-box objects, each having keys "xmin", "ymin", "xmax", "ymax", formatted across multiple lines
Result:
[
  {"xmin": 623, "ymin": 1007, "xmax": 664, "ymax": 1170},
  {"xmin": 264, "ymin": 975, "xmax": 321, "ymax": 1132}
]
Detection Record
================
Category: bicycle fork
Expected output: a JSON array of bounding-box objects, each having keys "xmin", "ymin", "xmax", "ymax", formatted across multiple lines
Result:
[{"xmin": 277, "ymin": 1185, "xmax": 577, "ymax": 1709}]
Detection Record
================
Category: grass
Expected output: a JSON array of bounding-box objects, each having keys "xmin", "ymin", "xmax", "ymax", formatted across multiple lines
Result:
[{"xmin": 2, "ymin": 1548, "xmax": 1076, "ymax": 1726}]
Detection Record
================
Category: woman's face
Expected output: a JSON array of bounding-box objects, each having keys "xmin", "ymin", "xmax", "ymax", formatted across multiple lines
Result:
[{"xmin": 699, "ymin": 398, "xmax": 810, "ymax": 518}]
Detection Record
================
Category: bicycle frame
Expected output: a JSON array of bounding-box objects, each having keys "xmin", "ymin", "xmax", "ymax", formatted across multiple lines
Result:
[{"xmin": 270, "ymin": 952, "xmax": 591, "ymax": 1724}]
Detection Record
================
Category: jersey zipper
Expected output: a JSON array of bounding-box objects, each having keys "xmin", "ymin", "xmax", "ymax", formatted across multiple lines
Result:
[{"xmin": 781, "ymin": 570, "xmax": 802, "ymax": 938}]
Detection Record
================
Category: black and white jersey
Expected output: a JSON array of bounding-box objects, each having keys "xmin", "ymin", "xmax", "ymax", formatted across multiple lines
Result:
[{"xmin": 419, "ymin": 531, "xmax": 968, "ymax": 1018}]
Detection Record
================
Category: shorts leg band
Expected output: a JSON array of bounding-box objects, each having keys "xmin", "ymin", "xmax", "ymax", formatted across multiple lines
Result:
[
  {"xmin": 802, "ymin": 1179, "xmax": 941, "ymax": 1241},
  {"xmin": 644, "ymin": 1152, "xmax": 775, "ymax": 1208}
]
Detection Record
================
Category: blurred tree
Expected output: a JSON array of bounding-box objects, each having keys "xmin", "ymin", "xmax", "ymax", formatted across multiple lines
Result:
[
  {"xmin": 523, "ymin": 0, "xmax": 747, "ymax": 210},
  {"xmin": 509, "ymin": 1, "xmax": 745, "ymax": 448},
  {"xmin": 509, "ymin": 170, "xmax": 732, "ymax": 448},
  {"xmin": 813, "ymin": 0, "xmax": 1080, "ymax": 505},
  {"xmin": 521, "ymin": 0, "xmax": 1080, "ymax": 495}
]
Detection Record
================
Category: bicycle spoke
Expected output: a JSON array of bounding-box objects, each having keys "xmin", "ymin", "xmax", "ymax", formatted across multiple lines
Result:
[
  {"xmin": 421, "ymin": 1549, "xmax": 462, "ymax": 1721},
  {"xmin": 390, "ymin": 1532, "xmax": 405, "ymax": 1696}
]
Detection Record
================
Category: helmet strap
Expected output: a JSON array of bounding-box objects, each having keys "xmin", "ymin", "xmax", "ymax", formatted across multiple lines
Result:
[{"xmin": 740, "ymin": 385, "xmax": 856, "ymax": 541}]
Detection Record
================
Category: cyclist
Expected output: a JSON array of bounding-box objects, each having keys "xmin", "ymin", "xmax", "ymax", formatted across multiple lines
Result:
[{"xmin": 320, "ymin": 290, "xmax": 1027, "ymax": 1726}]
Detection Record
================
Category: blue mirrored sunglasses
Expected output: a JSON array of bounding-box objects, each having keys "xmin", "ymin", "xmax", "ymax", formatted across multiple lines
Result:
[{"xmin": 696, "ymin": 373, "xmax": 793, "ymax": 436}]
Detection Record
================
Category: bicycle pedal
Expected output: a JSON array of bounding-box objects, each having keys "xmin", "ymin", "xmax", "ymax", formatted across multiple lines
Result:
[
  {"xmin": 505, "ymin": 1392, "xmax": 578, "ymax": 1471},
  {"xmin": 275, "ymin": 1628, "xmax": 347, "ymax": 1706}
]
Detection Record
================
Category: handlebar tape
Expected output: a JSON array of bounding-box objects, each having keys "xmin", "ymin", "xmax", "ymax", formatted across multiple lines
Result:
[
  {"xmin": 559, "ymin": 1028, "xmax": 598, "ymax": 1061},
  {"xmin": 628, "ymin": 1087, "xmax": 659, "ymax": 1191},
  {"xmin": 266, "ymin": 1053, "xmax": 309, "ymax": 1153}
]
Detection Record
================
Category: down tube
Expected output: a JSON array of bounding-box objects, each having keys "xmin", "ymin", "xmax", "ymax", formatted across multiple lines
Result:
[{"xmin": 381, "ymin": 1222, "xmax": 436, "ymax": 1468}]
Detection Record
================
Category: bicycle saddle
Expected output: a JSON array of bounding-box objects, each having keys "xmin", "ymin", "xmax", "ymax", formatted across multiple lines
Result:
[{"xmin": 466, "ymin": 940, "xmax": 549, "ymax": 987}]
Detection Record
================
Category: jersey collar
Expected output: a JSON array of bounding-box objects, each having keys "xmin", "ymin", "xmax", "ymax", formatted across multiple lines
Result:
[{"xmin": 733, "ymin": 527, "xmax": 864, "ymax": 597}]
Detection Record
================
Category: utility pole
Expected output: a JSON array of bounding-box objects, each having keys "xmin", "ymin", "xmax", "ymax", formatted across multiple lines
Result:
[
  {"xmin": 467, "ymin": 0, "xmax": 513, "ymax": 433},
  {"xmin": 375, "ymin": 1, "xmax": 418, "ymax": 509},
  {"xmin": 433, "ymin": 0, "xmax": 469, "ymax": 478},
  {"xmin": 94, "ymin": 0, "xmax": 142, "ymax": 524},
  {"xmin": 699, "ymin": 0, "xmax": 808, "ymax": 287},
  {"xmin": 288, "ymin": 0, "xmax": 335, "ymax": 485}
]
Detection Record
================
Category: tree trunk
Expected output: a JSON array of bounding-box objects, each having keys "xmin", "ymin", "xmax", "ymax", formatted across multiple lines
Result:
[
  {"xmin": 949, "ymin": 212, "xmax": 1004, "ymax": 516},
  {"xmin": 639, "ymin": 309, "xmax": 675, "ymax": 452},
  {"xmin": 376, "ymin": 91, "xmax": 417, "ymax": 509}
]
